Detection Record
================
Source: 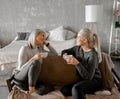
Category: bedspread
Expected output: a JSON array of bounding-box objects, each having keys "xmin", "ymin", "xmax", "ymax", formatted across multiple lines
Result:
[
  {"xmin": 0, "ymin": 41, "xmax": 27, "ymax": 86},
  {"xmin": 0, "ymin": 41, "xmax": 27, "ymax": 75}
]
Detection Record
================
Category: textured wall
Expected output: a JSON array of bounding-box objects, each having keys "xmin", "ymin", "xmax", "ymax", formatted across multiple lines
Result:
[{"xmin": 0, "ymin": 0, "xmax": 113, "ymax": 53}]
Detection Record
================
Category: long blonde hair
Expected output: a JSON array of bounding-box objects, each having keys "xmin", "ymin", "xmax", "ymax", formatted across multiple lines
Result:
[
  {"xmin": 78, "ymin": 28, "xmax": 102, "ymax": 63},
  {"xmin": 28, "ymin": 29, "xmax": 45, "ymax": 49}
]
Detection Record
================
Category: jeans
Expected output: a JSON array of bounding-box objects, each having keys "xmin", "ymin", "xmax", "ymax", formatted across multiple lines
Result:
[{"xmin": 60, "ymin": 78, "xmax": 102, "ymax": 99}]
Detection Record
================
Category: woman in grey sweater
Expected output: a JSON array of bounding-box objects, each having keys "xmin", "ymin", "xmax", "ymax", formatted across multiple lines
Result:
[
  {"xmin": 14, "ymin": 29, "xmax": 57, "ymax": 94},
  {"xmin": 60, "ymin": 28, "xmax": 102, "ymax": 99}
]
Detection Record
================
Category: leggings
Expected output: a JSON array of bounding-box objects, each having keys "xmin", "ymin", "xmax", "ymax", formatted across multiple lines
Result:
[
  {"xmin": 60, "ymin": 78, "xmax": 102, "ymax": 99},
  {"xmin": 14, "ymin": 60, "xmax": 41, "ymax": 90}
]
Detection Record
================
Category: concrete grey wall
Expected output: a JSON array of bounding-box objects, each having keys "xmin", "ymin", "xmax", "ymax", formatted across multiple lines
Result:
[{"xmin": 0, "ymin": 0, "xmax": 113, "ymax": 53}]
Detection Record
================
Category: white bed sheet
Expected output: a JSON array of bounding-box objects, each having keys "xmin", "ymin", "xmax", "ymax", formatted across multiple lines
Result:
[
  {"xmin": 0, "ymin": 41, "xmax": 27, "ymax": 74},
  {"xmin": 0, "ymin": 40, "xmax": 27, "ymax": 86}
]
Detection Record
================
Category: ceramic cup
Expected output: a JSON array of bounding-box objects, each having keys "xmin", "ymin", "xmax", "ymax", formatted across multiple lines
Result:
[
  {"xmin": 64, "ymin": 55, "xmax": 73, "ymax": 63},
  {"xmin": 41, "ymin": 52, "xmax": 48, "ymax": 58}
]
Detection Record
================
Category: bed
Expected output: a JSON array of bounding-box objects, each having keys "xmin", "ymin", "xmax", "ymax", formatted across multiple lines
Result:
[{"xmin": 0, "ymin": 40, "xmax": 27, "ymax": 86}]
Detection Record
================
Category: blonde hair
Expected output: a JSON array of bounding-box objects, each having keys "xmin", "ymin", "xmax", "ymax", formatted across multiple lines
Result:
[
  {"xmin": 78, "ymin": 28, "xmax": 102, "ymax": 63},
  {"xmin": 28, "ymin": 29, "xmax": 45, "ymax": 49}
]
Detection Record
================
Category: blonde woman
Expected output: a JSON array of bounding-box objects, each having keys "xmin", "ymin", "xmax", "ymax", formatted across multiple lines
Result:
[
  {"xmin": 60, "ymin": 28, "xmax": 102, "ymax": 99},
  {"xmin": 13, "ymin": 29, "xmax": 57, "ymax": 94}
]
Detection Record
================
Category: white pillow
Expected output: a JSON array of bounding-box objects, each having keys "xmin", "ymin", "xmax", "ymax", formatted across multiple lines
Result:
[{"xmin": 48, "ymin": 26, "xmax": 67, "ymax": 41}]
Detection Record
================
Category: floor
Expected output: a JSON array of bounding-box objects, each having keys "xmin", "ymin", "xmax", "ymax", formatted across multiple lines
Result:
[{"xmin": 0, "ymin": 86, "xmax": 9, "ymax": 99}]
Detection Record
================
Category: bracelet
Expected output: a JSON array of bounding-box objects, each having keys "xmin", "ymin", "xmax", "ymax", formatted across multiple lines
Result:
[{"xmin": 46, "ymin": 43, "xmax": 50, "ymax": 47}]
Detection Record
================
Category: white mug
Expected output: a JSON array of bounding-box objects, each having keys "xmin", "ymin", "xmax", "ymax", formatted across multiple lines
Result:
[
  {"xmin": 41, "ymin": 52, "xmax": 48, "ymax": 58},
  {"xmin": 64, "ymin": 55, "xmax": 73, "ymax": 63}
]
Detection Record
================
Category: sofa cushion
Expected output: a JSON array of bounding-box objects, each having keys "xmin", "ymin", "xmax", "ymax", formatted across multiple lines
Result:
[{"xmin": 39, "ymin": 55, "xmax": 79, "ymax": 86}]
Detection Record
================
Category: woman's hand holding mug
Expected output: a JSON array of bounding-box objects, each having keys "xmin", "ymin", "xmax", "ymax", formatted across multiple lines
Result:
[
  {"xmin": 32, "ymin": 53, "xmax": 42, "ymax": 60},
  {"xmin": 63, "ymin": 53, "xmax": 73, "ymax": 64},
  {"xmin": 63, "ymin": 53, "xmax": 79, "ymax": 65}
]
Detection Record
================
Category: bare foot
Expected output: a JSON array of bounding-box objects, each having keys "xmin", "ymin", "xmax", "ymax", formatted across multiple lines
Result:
[{"xmin": 29, "ymin": 87, "xmax": 35, "ymax": 94}]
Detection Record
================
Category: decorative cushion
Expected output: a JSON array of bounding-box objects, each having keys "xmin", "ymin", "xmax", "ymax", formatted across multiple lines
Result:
[
  {"xmin": 39, "ymin": 55, "xmax": 79, "ymax": 86},
  {"xmin": 66, "ymin": 30, "xmax": 77, "ymax": 40},
  {"xmin": 48, "ymin": 26, "xmax": 77, "ymax": 41},
  {"xmin": 48, "ymin": 26, "xmax": 67, "ymax": 41},
  {"xmin": 17, "ymin": 32, "xmax": 30, "ymax": 40}
]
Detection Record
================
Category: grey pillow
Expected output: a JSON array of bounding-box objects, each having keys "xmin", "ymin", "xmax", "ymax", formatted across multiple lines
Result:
[
  {"xmin": 66, "ymin": 30, "xmax": 77, "ymax": 40},
  {"xmin": 17, "ymin": 32, "xmax": 30, "ymax": 40}
]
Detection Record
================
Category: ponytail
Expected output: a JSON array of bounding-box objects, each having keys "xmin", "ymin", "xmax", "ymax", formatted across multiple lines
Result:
[
  {"xmin": 93, "ymin": 33, "xmax": 102, "ymax": 63},
  {"xmin": 78, "ymin": 28, "xmax": 102, "ymax": 63}
]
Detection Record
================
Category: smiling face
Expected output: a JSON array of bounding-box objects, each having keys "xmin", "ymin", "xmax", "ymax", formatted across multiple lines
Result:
[{"xmin": 35, "ymin": 32, "xmax": 46, "ymax": 45}]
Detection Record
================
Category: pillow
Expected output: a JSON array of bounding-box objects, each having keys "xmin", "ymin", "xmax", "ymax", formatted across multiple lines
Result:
[
  {"xmin": 39, "ymin": 55, "xmax": 79, "ymax": 86},
  {"xmin": 66, "ymin": 30, "xmax": 77, "ymax": 40},
  {"xmin": 17, "ymin": 32, "xmax": 30, "ymax": 40},
  {"xmin": 48, "ymin": 26, "xmax": 67, "ymax": 41}
]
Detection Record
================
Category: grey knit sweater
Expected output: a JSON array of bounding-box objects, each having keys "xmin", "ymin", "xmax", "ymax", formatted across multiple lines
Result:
[
  {"xmin": 62, "ymin": 46, "xmax": 102, "ymax": 80},
  {"xmin": 17, "ymin": 44, "xmax": 57, "ymax": 71}
]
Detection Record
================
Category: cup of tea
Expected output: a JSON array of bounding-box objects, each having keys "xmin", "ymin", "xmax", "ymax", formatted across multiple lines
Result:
[
  {"xmin": 41, "ymin": 52, "xmax": 48, "ymax": 58},
  {"xmin": 65, "ymin": 55, "xmax": 73, "ymax": 63}
]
